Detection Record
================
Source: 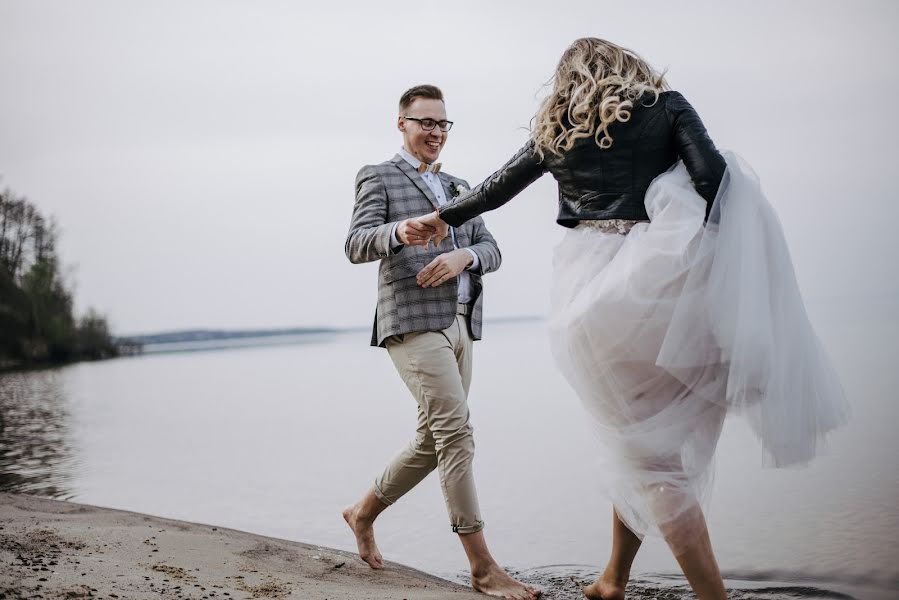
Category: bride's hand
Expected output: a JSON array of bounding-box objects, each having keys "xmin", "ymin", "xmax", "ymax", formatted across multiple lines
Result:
[{"xmin": 417, "ymin": 211, "xmax": 449, "ymax": 248}]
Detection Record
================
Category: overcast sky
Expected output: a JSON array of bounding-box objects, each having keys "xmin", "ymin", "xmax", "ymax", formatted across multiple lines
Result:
[{"xmin": 1, "ymin": 1, "xmax": 896, "ymax": 335}]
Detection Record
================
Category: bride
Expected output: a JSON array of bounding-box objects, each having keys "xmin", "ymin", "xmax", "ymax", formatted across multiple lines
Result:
[{"xmin": 417, "ymin": 37, "xmax": 849, "ymax": 600}]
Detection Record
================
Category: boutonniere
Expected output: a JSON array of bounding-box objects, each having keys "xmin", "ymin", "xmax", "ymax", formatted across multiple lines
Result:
[{"xmin": 448, "ymin": 181, "xmax": 469, "ymax": 198}]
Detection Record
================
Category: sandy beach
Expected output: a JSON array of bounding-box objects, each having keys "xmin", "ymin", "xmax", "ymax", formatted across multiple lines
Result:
[{"xmin": 0, "ymin": 493, "xmax": 486, "ymax": 600}]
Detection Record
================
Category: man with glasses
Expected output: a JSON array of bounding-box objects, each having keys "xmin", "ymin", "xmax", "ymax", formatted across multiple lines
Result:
[{"xmin": 343, "ymin": 84, "xmax": 537, "ymax": 600}]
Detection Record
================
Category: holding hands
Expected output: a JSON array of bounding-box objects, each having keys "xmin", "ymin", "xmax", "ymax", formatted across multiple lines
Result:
[
  {"xmin": 417, "ymin": 211, "xmax": 450, "ymax": 247},
  {"xmin": 396, "ymin": 211, "xmax": 451, "ymax": 249},
  {"xmin": 396, "ymin": 218, "xmax": 436, "ymax": 247}
]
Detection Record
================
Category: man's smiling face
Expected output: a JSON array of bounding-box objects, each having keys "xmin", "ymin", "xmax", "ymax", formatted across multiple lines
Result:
[{"xmin": 398, "ymin": 97, "xmax": 447, "ymax": 164}]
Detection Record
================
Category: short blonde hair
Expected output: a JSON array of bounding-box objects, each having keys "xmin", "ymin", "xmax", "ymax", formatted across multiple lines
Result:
[
  {"xmin": 399, "ymin": 84, "xmax": 444, "ymax": 113},
  {"xmin": 532, "ymin": 38, "xmax": 668, "ymax": 158}
]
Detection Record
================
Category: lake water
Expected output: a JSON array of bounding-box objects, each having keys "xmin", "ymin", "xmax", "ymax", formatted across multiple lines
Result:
[{"xmin": 1, "ymin": 297, "xmax": 897, "ymax": 599}]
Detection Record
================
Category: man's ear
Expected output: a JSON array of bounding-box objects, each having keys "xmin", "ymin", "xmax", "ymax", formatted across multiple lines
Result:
[{"xmin": 397, "ymin": 116, "xmax": 405, "ymax": 132}]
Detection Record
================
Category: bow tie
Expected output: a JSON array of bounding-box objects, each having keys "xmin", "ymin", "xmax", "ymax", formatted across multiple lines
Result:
[{"xmin": 417, "ymin": 162, "xmax": 442, "ymax": 174}]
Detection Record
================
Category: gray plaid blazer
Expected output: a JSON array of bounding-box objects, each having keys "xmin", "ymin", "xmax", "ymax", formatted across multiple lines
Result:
[{"xmin": 345, "ymin": 154, "xmax": 501, "ymax": 347}]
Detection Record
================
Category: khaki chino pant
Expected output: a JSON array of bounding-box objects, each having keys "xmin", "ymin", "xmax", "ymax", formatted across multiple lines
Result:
[{"xmin": 375, "ymin": 312, "xmax": 484, "ymax": 534}]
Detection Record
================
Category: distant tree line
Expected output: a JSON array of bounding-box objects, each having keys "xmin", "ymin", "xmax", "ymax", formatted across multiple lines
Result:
[{"xmin": 0, "ymin": 184, "xmax": 120, "ymax": 369}]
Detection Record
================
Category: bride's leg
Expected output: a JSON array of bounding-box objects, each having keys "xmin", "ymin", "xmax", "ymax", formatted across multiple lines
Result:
[
  {"xmin": 649, "ymin": 406, "xmax": 727, "ymax": 599},
  {"xmin": 664, "ymin": 506, "xmax": 727, "ymax": 600},
  {"xmin": 584, "ymin": 508, "xmax": 641, "ymax": 600}
]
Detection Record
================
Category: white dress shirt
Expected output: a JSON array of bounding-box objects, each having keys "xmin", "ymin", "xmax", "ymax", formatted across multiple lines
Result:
[{"xmin": 390, "ymin": 147, "xmax": 479, "ymax": 304}]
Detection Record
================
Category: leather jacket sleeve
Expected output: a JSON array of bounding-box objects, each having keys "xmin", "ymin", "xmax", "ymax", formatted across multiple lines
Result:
[
  {"xmin": 667, "ymin": 92, "xmax": 726, "ymax": 215},
  {"xmin": 438, "ymin": 140, "xmax": 547, "ymax": 227}
]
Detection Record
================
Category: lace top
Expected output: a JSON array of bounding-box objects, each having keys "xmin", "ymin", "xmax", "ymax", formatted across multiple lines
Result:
[{"xmin": 575, "ymin": 219, "xmax": 643, "ymax": 235}]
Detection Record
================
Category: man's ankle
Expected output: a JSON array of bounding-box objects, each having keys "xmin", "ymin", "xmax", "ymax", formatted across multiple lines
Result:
[
  {"xmin": 470, "ymin": 561, "xmax": 500, "ymax": 579},
  {"xmin": 355, "ymin": 508, "xmax": 376, "ymax": 524}
]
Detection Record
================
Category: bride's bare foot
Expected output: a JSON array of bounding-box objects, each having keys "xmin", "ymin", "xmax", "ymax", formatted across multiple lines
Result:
[
  {"xmin": 342, "ymin": 504, "xmax": 384, "ymax": 569},
  {"xmin": 471, "ymin": 564, "xmax": 540, "ymax": 599},
  {"xmin": 583, "ymin": 573, "xmax": 627, "ymax": 600}
]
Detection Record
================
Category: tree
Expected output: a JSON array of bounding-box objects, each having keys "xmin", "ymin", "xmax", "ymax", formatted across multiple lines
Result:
[{"xmin": 0, "ymin": 183, "xmax": 118, "ymax": 367}]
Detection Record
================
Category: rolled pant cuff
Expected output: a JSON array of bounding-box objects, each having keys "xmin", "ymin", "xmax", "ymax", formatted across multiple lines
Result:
[
  {"xmin": 373, "ymin": 481, "xmax": 397, "ymax": 506},
  {"xmin": 451, "ymin": 520, "xmax": 485, "ymax": 535}
]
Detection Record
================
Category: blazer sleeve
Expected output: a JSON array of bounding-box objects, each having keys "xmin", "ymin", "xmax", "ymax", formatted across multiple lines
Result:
[
  {"xmin": 438, "ymin": 140, "xmax": 547, "ymax": 227},
  {"xmin": 464, "ymin": 214, "xmax": 502, "ymax": 276},
  {"xmin": 345, "ymin": 165, "xmax": 402, "ymax": 264},
  {"xmin": 666, "ymin": 91, "xmax": 727, "ymax": 217}
]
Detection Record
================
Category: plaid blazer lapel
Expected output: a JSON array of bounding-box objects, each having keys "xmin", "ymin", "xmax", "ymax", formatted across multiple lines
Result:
[{"xmin": 392, "ymin": 155, "xmax": 439, "ymax": 209}]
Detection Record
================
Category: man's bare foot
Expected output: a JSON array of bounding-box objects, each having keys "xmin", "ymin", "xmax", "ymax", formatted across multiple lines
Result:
[
  {"xmin": 471, "ymin": 564, "xmax": 540, "ymax": 599},
  {"xmin": 583, "ymin": 574, "xmax": 626, "ymax": 600},
  {"xmin": 342, "ymin": 505, "xmax": 383, "ymax": 569}
]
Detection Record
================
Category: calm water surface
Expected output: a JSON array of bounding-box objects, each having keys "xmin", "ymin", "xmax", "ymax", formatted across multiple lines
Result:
[{"xmin": 1, "ymin": 298, "xmax": 896, "ymax": 599}]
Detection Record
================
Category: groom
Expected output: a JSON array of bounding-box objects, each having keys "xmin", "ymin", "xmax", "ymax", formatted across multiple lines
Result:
[{"xmin": 343, "ymin": 84, "xmax": 537, "ymax": 600}]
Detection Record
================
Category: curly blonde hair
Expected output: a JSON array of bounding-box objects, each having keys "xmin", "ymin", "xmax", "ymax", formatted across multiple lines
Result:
[{"xmin": 532, "ymin": 38, "xmax": 668, "ymax": 158}]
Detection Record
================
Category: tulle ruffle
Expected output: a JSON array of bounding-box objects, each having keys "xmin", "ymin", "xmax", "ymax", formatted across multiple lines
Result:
[{"xmin": 548, "ymin": 152, "xmax": 849, "ymax": 551}]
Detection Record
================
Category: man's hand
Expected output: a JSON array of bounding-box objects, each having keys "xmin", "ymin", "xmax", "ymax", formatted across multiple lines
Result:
[
  {"xmin": 417, "ymin": 211, "xmax": 450, "ymax": 248},
  {"xmin": 396, "ymin": 218, "xmax": 436, "ymax": 247},
  {"xmin": 416, "ymin": 249, "xmax": 473, "ymax": 288}
]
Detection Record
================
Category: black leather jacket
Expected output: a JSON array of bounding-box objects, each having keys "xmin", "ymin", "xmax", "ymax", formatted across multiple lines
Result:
[{"xmin": 439, "ymin": 91, "xmax": 726, "ymax": 228}]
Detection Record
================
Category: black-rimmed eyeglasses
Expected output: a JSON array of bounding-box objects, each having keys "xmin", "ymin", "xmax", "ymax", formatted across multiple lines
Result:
[{"xmin": 403, "ymin": 116, "xmax": 454, "ymax": 132}]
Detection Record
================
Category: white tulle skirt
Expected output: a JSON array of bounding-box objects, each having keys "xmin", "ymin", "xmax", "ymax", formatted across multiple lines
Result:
[{"xmin": 548, "ymin": 152, "xmax": 849, "ymax": 552}]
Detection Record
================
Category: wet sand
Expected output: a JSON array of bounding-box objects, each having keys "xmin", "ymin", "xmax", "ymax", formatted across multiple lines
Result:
[
  {"xmin": 0, "ymin": 493, "xmax": 485, "ymax": 599},
  {"xmin": 1, "ymin": 496, "xmax": 887, "ymax": 600}
]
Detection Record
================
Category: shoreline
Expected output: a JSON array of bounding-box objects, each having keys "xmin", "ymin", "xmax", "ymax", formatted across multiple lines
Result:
[
  {"xmin": 0, "ymin": 493, "xmax": 485, "ymax": 599},
  {"xmin": 2, "ymin": 496, "xmax": 893, "ymax": 600}
]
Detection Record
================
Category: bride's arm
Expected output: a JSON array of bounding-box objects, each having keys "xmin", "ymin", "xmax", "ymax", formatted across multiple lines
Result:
[
  {"xmin": 666, "ymin": 91, "xmax": 726, "ymax": 218},
  {"xmin": 438, "ymin": 140, "xmax": 547, "ymax": 227}
]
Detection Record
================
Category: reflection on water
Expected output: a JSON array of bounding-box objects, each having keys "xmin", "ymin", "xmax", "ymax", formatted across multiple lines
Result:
[{"xmin": 0, "ymin": 370, "xmax": 75, "ymax": 499}]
